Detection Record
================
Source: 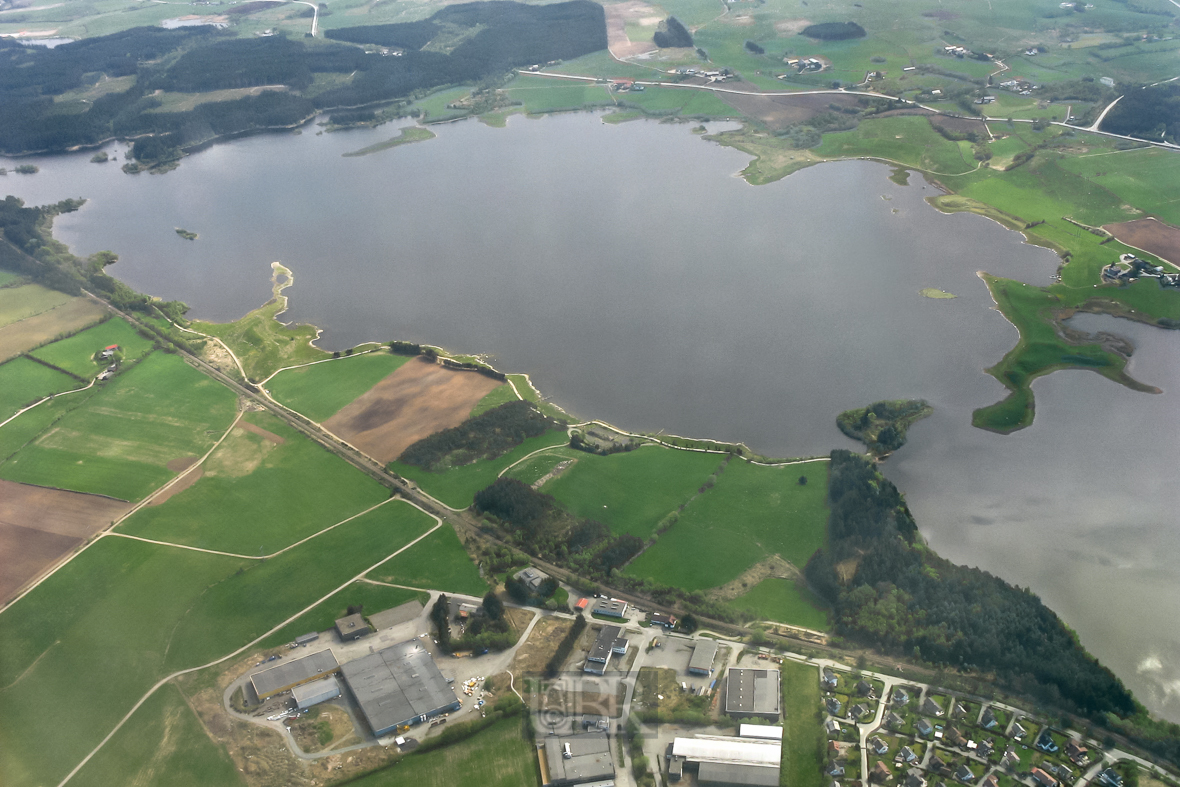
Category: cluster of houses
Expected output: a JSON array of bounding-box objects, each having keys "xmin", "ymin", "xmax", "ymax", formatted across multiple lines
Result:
[
  {"xmin": 783, "ymin": 56, "xmax": 825, "ymax": 73},
  {"xmin": 1103, "ymin": 254, "xmax": 1180, "ymax": 287},
  {"xmin": 97, "ymin": 344, "xmax": 119, "ymax": 381},
  {"xmin": 974, "ymin": 95, "xmax": 998, "ymax": 105},
  {"xmin": 998, "ymin": 78, "xmax": 1039, "ymax": 95},
  {"xmin": 666, "ymin": 66, "xmax": 737, "ymax": 83},
  {"xmin": 610, "ymin": 80, "xmax": 645, "ymax": 93},
  {"xmin": 941, "ymin": 45, "xmax": 985, "ymax": 59}
]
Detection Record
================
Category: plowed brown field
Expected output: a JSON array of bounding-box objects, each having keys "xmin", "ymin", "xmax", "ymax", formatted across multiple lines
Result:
[
  {"xmin": 1103, "ymin": 218, "xmax": 1180, "ymax": 266},
  {"xmin": 324, "ymin": 358, "xmax": 501, "ymax": 463}
]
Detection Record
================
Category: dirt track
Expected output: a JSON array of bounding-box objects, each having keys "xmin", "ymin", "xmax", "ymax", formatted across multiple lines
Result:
[
  {"xmin": 0, "ymin": 479, "xmax": 132, "ymax": 602},
  {"xmin": 324, "ymin": 358, "xmax": 501, "ymax": 463},
  {"xmin": 1103, "ymin": 218, "xmax": 1180, "ymax": 265}
]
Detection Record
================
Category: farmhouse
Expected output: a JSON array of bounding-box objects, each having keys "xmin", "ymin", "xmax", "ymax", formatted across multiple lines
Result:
[
  {"xmin": 340, "ymin": 639, "xmax": 460, "ymax": 736},
  {"xmin": 541, "ymin": 732, "xmax": 615, "ymax": 786},
  {"xmin": 724, "ymin": 668, "xmax": 781, "ymax": 720},
  {"xmin": 584, "ymin": 625, "xmax": 626, "ymax": 675},
  {"xmin": 688, "ymin": 640, "xmax": 719, "ymax": 676},
  {"xmin": 670, "ymin": 734, "xmax": 781, "ymax": 786},
  {"xmin": 250, "ymin": 649, "xmax": 340, "ymax": 700},
  {"xmin": 335, "ymin": 613, "xmax": 372, "ymax": 641},
  {"xmin": 292, "ymin": 676, "xmax": 341, "ymax": 710}
]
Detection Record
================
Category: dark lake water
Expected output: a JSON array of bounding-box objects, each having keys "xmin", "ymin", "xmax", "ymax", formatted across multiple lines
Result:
[{"xmin": 3, "ymin": 112, "xmax": 1178, "ymax": 720}]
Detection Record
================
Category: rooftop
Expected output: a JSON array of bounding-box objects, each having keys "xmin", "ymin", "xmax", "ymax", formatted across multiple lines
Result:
[
  {"xmin": 369, "ymin": 600, "xmax": 424, "ymax": 631},
  {"xmin": 340, "ymin": 639, "xmax": 458, "ymax": 735},
  {"xmin": 724, "ymin": 668, "xmax": 781, "ymax": 717},
  {"xmin": 740, "ymin": 724, "xmax": 784, "ymax": 741},
  {"xmin": 672, "ymin": 735, "xmax": 781, "ymax": 767},
  {"xmin": 543, "ymin": 733, "xmax": 615, "ymax": 785},
  {"xmin": 688, "ymin": 640, "xmax": 718, "ymax": 674},
  {"xmin": 250, "ymin": 649, "xmax": 339, "ymax": 698}
]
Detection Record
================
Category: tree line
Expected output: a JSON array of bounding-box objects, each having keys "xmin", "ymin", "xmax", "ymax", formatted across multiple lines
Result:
[{"xmin": 398, "ymin": 400, "xmax": 559, "ymax": 472}]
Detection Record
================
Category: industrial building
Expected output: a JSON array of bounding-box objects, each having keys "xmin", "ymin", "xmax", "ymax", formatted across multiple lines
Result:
[
  {"xmin": 724, "ymin": 669, "xmax": 781, "ymax": 720},
  {"xmin": 250, "ymin": 649, "xmax": 340, "ymax": 700},
  {"xmin": 668, "ymin": 735, "xmax": 781, "ymax": 786},
  {"xmin": 739, "ymin": 724, "xmax": 783, "ymax": 741},
  {"xmin": 335, "ymin": 613, "xmax": 371, "ymax": 641},
  {"xmin": 584, "ymin": 625, "xmax": 628, "ymax": 675},
  {"xmin": 368, "ymin": 599, "xmax": 423, "ymax": 631},
  {"xmin": 687, "ymin": 640, "xmax": 718, "ymax": 676},
  {"xmin": 292, "ymin": 676, "xmax": 341, "ymax": 710},
  {"xmin": 540, "ymin": 732, "xmax": 616, "ymax": 786},
  {"xmin": 592, "ymin": 598, "xmax": 627, "ymax": 619},
  {"xmin": 340, "ymin": 639, "xmax": 460, "ymax": 736}
]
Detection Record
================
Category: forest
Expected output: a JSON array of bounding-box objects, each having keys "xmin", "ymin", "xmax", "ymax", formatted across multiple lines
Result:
[
  {"xmin": 836, "ymin": 399, "xmax": 932, "ymax": 455},
  {"xmin": 0, "ymin": 1, "xmax": 608, "ymax": 156},
  {"xmin": 397, "ymin": 400, "xmax": 559, "ymax": 471},
  {"xmin": 805, "ymin": 450, "xmax": 1139, "ymax": 723},
  {"xmin": 653, "ymin": 16, "xmax": 693, "ymax": 48},
  {"xmin": 801, "ymin": 22, "xmax": 866, "ymax": 40},
  {"xmin": 1102, "ymin": 84, "xmax": 1180, "ymax": 144}
]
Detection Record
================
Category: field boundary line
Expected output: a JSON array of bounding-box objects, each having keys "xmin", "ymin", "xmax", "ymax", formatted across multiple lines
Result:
[
  {"xmin": 56, "ymin": 501, "xmax": 443, "ymax": 787},
  {"xmin": 0, "ymin": 376, "xmax": 94, "ymax": 429},
  {"xmin": 0, "ymin": 408, "xmax": 245, "ymax": 616},
  {"xmin": 107, "ymin": 496, "xmax": 401, "ymax": 560},
  {"xmin": 257, "ymin": 344, "xmax": 387, "ymax": 386}
]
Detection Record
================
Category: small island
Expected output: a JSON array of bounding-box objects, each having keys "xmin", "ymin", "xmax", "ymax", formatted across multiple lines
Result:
[
  {"xmin": 838, "ymin": 398, "xmax": 933, "ymax": 456},
  {"xmin": 920, "ymin": 287, "xmax": 956, "ymax": 299},
  {"xmin": 175, "ymin": 228, "xmax": 198, "ymax": 240},
  {"xmin": 90, "ymin": 152, "xmax": 108, "ymax": 164}
]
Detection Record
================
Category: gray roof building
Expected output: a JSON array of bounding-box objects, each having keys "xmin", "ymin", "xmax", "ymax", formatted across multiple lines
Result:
[
  {"xmin": 292, "ymin": 676, "xmax": 341, "ymax": 710},
  {"xmin": 335, "ymin": 613, "xmax": 371, "ymax": 641},
  {"xmin": 250, "ymin": 649, "xmax": 340, "ymax": 700},
  {"xmin": 724, "ymin": 668, "xmax": 781, "ymax": 720},
  {"xmin": 542, "ymin": 732, "xmax": 615, "ymax": 786},
  {"xmin": 699, "ymin": 761, "xmax": 780, "ymax": 786},
  {"xmin": 369, "ymin": 600, "xmax": 424, "ymax": 631},
  {"xmin": 673, "ymin": 735, "xmax": 781, "ymax": 786},
  {"xmin": 585, "ymin": 625, "xmax": 622, "ymax": 675},
  {"xmin": 688, "ymin": 640, "xmax": 719, "ymax": 676},
  {"xmin": 592, "ymin": 598, "xmax": 627, "ymax": 618},
  {"xmin": 517, "ymin": 567, "xmax": 550, "ymax": 591},
  {"xmin": 340, "ymin": 639, "xmax": 460, "ymax": 736}
]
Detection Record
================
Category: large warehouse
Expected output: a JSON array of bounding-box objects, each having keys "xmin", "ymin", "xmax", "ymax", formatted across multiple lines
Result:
[
  {"xmin": 541, "ymin": 732, "xmax": 616, "ymax": 786},
  {"xmin": 687, "ymin": 640, "xmax": 718, "ymax": 676},
  {"xmin": 340, "ymin": 639, "xmax": 460, "ymax": 737},
  {"xmin": 669, "ymin": 735, "xmax": 781, "ymax": 786},
  {"xmin": 724, "ymin": 669, "xmax": 781, "ymax": 721},
  {"xmin": 250, "ymin": 649, "xmax": 340, "ymax": 700}
]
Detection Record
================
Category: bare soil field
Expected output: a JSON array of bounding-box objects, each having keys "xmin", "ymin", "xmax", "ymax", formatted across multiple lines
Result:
[
  {"xmin": 145, "ymin": 466, "xmax": 204, "ymax": 507},
  {"xmin": 237, "ymin": 421, "xmax": 285, "ymax": 444},
  {"xmin": 0, "ymin": 298, "xmax": 107, "ymax": 363},
  {"xmin": 604, "ymin": 0, "xmax": 659, "ymax": 58},
  {"xmin": 0, "ymin": 479, "xmax": 131, "ymax": 601},
  {"xmin": 507, "ymin": 615, "xmax": 573, "ymax": 676},
  {"xmin": 1103, "ymin": 218, "xmax": 1180, "ymax": 265},
  {"xmin": 719, "ymin": 92, "xmax": 863, "ymax": 130},
  {"xmin": 324, "ymin": 358, "xmax": 501, "ymax": 463}
]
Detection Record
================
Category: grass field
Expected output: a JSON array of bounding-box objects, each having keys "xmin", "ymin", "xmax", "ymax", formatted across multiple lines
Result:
[
  {"xmin": 70, "ymin": 684, "xmax": 243, "ymax": 787},
  {"xmin": 0, "ymin": 269, "xmax": 24, "ymax": 287},
  {"xmin": 503, "ymin": 446, "xmax": 582, "ymax": 485},
  {"xmin": 814, "ymin": 116, "xmax": 977, "ymax": 175},
  {"xmin": 0, "ymin": 297, "xmax": 109, "ymax": 364},
  {"xmin": 0, "ymin": 282, "xmax": 72, "ymax": 328},
  {"xmin": 0, "ymin": 356, "xmax": 82, "ymax": 421},
  {"xmin": 618, "ymin": 86, "xmax": 738, "ymax": 118},
  {"xmin": 29, "ymin": 317, "xmax": 155, "ymax": 378},
  {"xmin": 625, "ymin": 459, "xmax": 829, "ymax": 591},
  {"xmin": 470, "ymin": 383, "xmax": 519, "ymax": 418},
  {"xmin": 502, "ymin": 74, "xmax": 613, "ymax": 113},
  {"xmin": 260, "ymin": 581, "xmax": 428, "ymax": 648},
  {"xmin": 0, "ymin": 352, "xmax": 239, "ymax": 501},
  {"xmin": 370, "ymin": 524, "xmax": 487, "ymax": 596},
  {"xmin": 0, "ymin": 387, "xmax": 96, "ymax": 463},
  {"xmin": 266, "ymin": 351, "xmax": 410, "ymax": 422},
  {"xmin": 1057, "ymin": 146, "xmax": 1180, "ymax": 228},
  {"xmin": 346, "ymin": 714, "xmax": 539, "ymax": 787},
  {"xmin": 391, "ymin": 428, "xmax": 570, "ymax": 509},
  {"xmin": 117, "ymin": 410, "xmax": 390, "ymax": 553},
  {"xmin": 540, "ymin": 445, "xmax": 724, "ymax": 539},
  {"xmin": 726, "ymin": 576, "xmax": 830, "ymax": 631},
  {"xmin": 780, "ymin": 659, "xmax": 825, "ymax": 787}
]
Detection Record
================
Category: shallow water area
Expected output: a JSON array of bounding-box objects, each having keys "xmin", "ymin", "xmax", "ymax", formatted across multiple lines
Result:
[{"xmin": 1, "ymin": 111, "xmax": 1177, "ymax": 719}]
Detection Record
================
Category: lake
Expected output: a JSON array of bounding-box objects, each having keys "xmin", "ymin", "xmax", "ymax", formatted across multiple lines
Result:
[{"xmin": 2, "ymin": 111, "xmax": 1178, "ymax": 720}]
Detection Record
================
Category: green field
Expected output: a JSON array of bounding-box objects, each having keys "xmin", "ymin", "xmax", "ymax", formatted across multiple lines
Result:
[
  {"xmin": 117, "ymin": 410, "xmax": 391, "ymax": 553},
  {"xmin": 0, "ymin": 282, "xmax": 73, "ymax": 328},
  {"xmin": 502, "ymin": 74, "xmax": 613, "ymax": 113},
  {"xmin": 29, "ymin": 317, "xmax": 154, "ymax": 378},
  {"xmin": 540, "ymin": 446, "xmax": 724, "ymax": 539},
  {"xmin": 625, "ymin": 459, "xmax": 829, "ymax": 591},
  {"xmin": 0, "ymin": 387, "xmax": 96, "ymax": 463},
  {"xmin": 260, "ymin": 581, "xmax": 428, "ymax": 648},
  {"xmin": 0, "ymin": 269, "xmax": 24, "ymax": 287},
  {"xmin": 191, "ymin": 289, "xmax": 327, "ymax": 382},
  {"xmin": 618, "ymin": 86, "xmax": 738, "ymax": 118},
  {"xmin": 266, "ymin": 351, "xmax": 410, "ymax": 422},
  {"xmin": 1057, "ymin": 146, "xmax": 1180, "ymax": 227},
  {"xmin": 815, "ymin": 116, "xmax": 978, "ymax": 175},
  {"xmin": 0, "ymin": 356, "xmax": 82, "ymax": 421},
  {"xmin": 70, "ymin": 684, "xmax": 243, "ymax": 787},
  {"xmin": 780, "ymin": 659, "xmax": 825, "ymax": 787},
  {"xmin": 370, "ymin": 523, "xmax": 487, "ymax": 596},
  {"xmin": 0, "ymin": 352, "xmax": 238, "ymax": 500},
  {"xmin": 391, "ymin": 428, "xmax": 570, "ymax": 509},
  {"xmin": 470, "ymin": 383, "xmax": 520, "ymax": 418},
  {"xmin": 726, "ymin": 576, "xmax": 830, "ymax": 631},
  {"xmin": 346, "ymin": 714, "xmax": 539, "ymax": 787}
]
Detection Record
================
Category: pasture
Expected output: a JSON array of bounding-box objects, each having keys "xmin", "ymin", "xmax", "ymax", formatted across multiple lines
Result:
[
  {"xmin": 0, "ymin": 388, "xmax": 95, "ymax": 463},
  {"xmin": 118, "ymin": 411, "xmax": 390, "ymax": 553},
  {"xmin": 470, "ymin": 383, "xmax": 520, "ymax": 418},
  {"xmin": 261, "ymin": 581, "xmax": 428, "ymax": 648},
  {"xmin": 502, "ymin": 75, "xmax": 613, "ymax": 114},
  {"xmin": 391, "ymin": 428, "xmax": 570, "ymax": 509},
  {"xmin": 541, "ymin": 445, "xmax": 724, "ymax": 539},
  {"xmin": 30, "ymin": 317, "xmax": 154, "ymax": 378},
  {"xmin": 370, "ymin": 523, "xmax": 487, "ymax": 596},
  {"xmin": 346, "ymin": 714, "xmax": 539, "ymax": 787},
  {"xmin": 0, "ymin": 297, "xmax": 108, "ymax": 363},
  {"xmin": 503, "ymin": 446, "xmax": 582, "ymax": 486},
  {"xmin": 780, "ymin": 660, "xmax": 825, "ymax": 787},
  {"xmin": 70, "ymin": 684, "xmax": 242, "ymax": 787},
  {"xmin": 624, "ymin": 458, "xmax": 829, "ymax": 591},
  {"xmin": 814, "ymin": 116, "xmax": 977, "ymax": 175},
  {"xmin": 0, "ymin": 282, "xmax": 73, "ymax": 328},
  {"xmin": 0, "ymin": 352, "xmax": 238, "ymax": 501},
  {"xmin": 0, "ymin": 356, "xmax": 81, "ymax": 421},
  {"xmin": 1057, "ymin": 146, "xmax": 1180, "ymax": 228},
  {"xmin": 726, "ymin": 576, "xmax": 830, "ymax": 631},
  {"xmin": 266, "ymin": 351, "xmax": 410, "ymax": 422}
]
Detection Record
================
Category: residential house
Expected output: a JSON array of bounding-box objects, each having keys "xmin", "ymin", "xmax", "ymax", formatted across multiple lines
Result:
[
  {"xmin": 1065, "ymin": 741, "xmax": 1088, "ymax": 765},
  {"xmin": 955, "ymin": 765, "xmax": 975, "ymax": 784},
  {"xmin": 886, "ymin": 712, "xmax": 905, "ymax": 729},
  {"xmin": 1032, "ymin": 768, "xmax": 1059, "ymax": 787},
  {"xmin": 946, "ymin": 727, "xmax": 966, "ymax": 746},
  {"xmin": 907, "ymin": 773, "xmax": 929, "ymax": 787},
  {"xmin": 823, "ymin": 668, "xmax": 839, "ymax": 689},
  {"xmin": 826, "ymin": 720, "xmax": 842, "ymax": 737},
  {"xmin": 983, "ymin": 775, "xmax": 999, "ymax": 787},
  {"xmin": 870, "ymin": 737, "xmax": 889, "ymax": 756},
  {"xmin": 857, "ymin": 680, "xmax": 877, "ymax": 698},
  {"xmin": 1099, "ymin": 769, "xmax": 1123, "ymax": 787},
  {"xmin": 826, "ymin": 697, "xmax": 843, "ymax": 716},
  {"xmin": 1002, "ymin": 749, "xmax": 1020, "ymax": 769},
  {"xmin": 899, "ymin": 746, "xmax": 918, "ymax": 764},
  {"xmin": 649, "ymin": 612, "xmax": 676, "ymax": 628},
  {"xmin": 916, "ymin": 719, "xmax": 934, "ymax": 737},
  {"xmin": 1036, "ymin": 731, "xmax": 1059, "ymax": 753},
  {"xmin": 893, "ymin": 688, "xmax": 910, "ymax": 706},
  {"xmin": 922, "ymin": 697, "xmax": 945, "ymax": 717},
  {"xmin": 872, "ymin": 761, "xmax": 892, "ymax": 783},
  {"xmin": 929, "ymin": 756, "xmax": 949, "ymax": 775},
  {"xmin": 955, "ymin": 703, "xmax": 969, "ymax": 718},
  {"xmin": 1011, "ymin": 722, "xmax": 1028, "ymax": 740},
  {"xmin": 851, "ymin": 704, "xmax": 869, "ymax": 719},
  {"xmin": 977, "ymin": 740, "xmax": 995, "ymax": 758},
  {"xmin": 829, "ymin": 763, "xmax": 847, "ymax": 777},
  {"xmin": 980, "ymin": 708, "xmax": 999, "ymax": 730}
]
